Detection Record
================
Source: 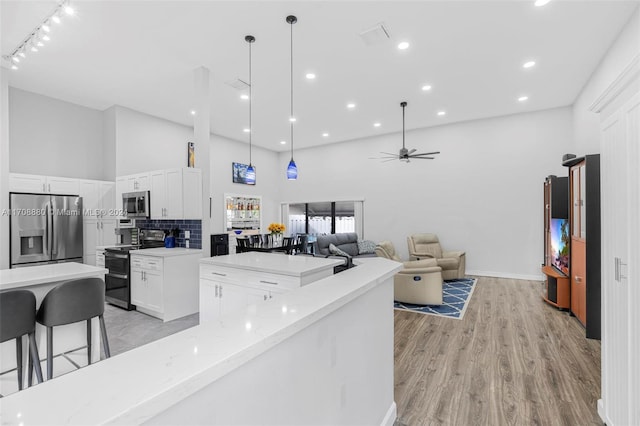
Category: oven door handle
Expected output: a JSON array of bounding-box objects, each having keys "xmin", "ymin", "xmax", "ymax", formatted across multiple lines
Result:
[
  {"xmin": 106, "ymin": 272, "xmax": 128, "ymax": 280},
  {"xmin": 105, "ymin": 252, "xmax": 129, "ymax": 259}
]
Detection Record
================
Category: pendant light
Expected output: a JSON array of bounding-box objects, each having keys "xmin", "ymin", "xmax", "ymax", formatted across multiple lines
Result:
[
  {"xmin": 245, "ymin": 35, "xmax": 256, "ymax": 185},
  {"xmin": 286, "ymin": 15, "xmax": 298, "ymax": 180}
]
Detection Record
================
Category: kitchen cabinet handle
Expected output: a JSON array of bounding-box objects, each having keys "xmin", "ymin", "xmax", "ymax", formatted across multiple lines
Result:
[
  {"xmin": 263, "ymin": 295, "xmax": 267, "ymax": 301},
  {"xmin": 259, "ymin": 280, "xmax": 278, "ymax": 285},
  {"xmin": 219, "ymin": 285, "xmax": 223, "ymax": 298},
  {"xmin": 96, "ymin": 222, "xmax": 100, "ymax": 230},
  {"xmin": 211, "ymin": 272, "xmax": 227, "ymax": 277},
  {"xmin": 214, "ymin": 284, "xmax": 219, "ymax": 298}
]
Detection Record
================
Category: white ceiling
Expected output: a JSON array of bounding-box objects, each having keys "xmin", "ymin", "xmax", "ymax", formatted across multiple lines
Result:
[{"xmin": 1, "ymin": 1, "xmax": 638, "ymax": 152}]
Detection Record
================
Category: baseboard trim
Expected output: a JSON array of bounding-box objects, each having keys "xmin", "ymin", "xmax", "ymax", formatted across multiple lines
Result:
[
  {"xmin": 597, "ymin": 399, "xmax": 611, "ymax": 425},
  {"xmin": 466, "ymin": 270, "xmax": 543, "ymax": 281},
  {"xmin": 380, "ymin": 401, "xmax": 397, "ymax": 426}
]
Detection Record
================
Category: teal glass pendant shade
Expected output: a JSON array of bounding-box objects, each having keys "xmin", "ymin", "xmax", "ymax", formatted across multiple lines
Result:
[
  {"xmin": 287, "ymin": 158, "xmax": 298, "ymax": 180},
  {"xmin": 246, "ymin": 164, "xmax": 256, "ymax": 184}
]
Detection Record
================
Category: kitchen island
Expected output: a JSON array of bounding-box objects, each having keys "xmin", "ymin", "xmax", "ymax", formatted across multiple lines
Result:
[
  {"xmin": 199, "ymin": 252, "xmax": 344, "ymax": 323},
  {"xmin": 0, "ymin": 263, "xmax": 107, "ymax": 394},
  {"xmin": 0, "ymin": 257, "xmax": 401, "ymax": 426}
]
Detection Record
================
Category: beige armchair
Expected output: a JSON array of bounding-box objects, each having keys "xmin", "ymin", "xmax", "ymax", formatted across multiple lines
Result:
[
  {"xmin": 407, "ymin": 233, "xmax": 466, "ymax": 280},
  {"xmin": 375, "ymin": 241, "xmax": 443, "ymax": 305}
]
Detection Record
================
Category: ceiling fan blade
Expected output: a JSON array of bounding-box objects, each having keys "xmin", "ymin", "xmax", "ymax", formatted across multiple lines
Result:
[
  {"xmin": 412, "ymin": 151, "xmax": 440, "ymax": 156},
  {"xmin": 408, "ymin": 148, "xmax": 416, "ymax": 155},
  {"xmin": 410, "ymin": 156, "xmax": 435, "ymax": 159},
  {"xmin": 382, "ymin": 158, "xmax": 398, "ymax": 163},
  {"xmin": 380, "ymin": 152, "xmax": 397, "ymax": 156}
]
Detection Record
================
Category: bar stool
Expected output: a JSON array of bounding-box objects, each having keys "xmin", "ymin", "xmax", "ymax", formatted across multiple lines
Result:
[
  {"xmin": 236, "ymin": 237, "xmax": 249, "ymax": 253},
  {"xmin": 35, "ymin": 278, "xmax": 111, "ymax": 380},
  {"xmin": 0, "ymin": 290, "xmax": 44, "ymax": 391}
]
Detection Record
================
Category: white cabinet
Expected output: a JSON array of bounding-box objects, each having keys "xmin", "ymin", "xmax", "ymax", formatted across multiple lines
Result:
[
  {"xmin": 131, "ymin": 256, "xmax": 164, "ymax": 315},
  {"xmin": 9, "ymin": 173, "xmax": 80, "ymax": 195},
  {"xmin": 130, "ymin": 251, "xmax": 201, "ymax": 322},
  {"xmin": 96, "ymin": 249, "xmax": 105, "ymax": 268},
  {"xmin": 150, "ymin": 168, "xmax": 202, "ymax": 220},
  {"xmin": 80, "ymin": 179, "xmax": 117, "ymax": 266}
]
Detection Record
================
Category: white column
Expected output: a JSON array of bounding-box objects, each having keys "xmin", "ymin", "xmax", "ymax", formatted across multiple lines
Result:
[
  {"xmin": 193, "ymin": 67, "xmax": 211, "ymax": 257},
  {"xmin": 1, "ymin": 68, "xmax": 10, "ymax": 269}
]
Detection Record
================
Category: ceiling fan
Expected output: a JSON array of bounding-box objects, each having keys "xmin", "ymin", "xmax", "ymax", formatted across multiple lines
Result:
[{"xmin": 372, "ymin": 101, "xmax": 440, "ymax": 162}]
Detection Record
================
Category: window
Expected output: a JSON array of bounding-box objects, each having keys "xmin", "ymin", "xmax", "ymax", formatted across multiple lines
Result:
[{"xmin": 286, "ymin": 200, "xmax": 362, "ymax": 237}]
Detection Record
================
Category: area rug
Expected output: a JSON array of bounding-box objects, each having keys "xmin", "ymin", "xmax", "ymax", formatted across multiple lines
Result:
[{"xmin": 394, "ymin": 277, "xmax": 478, "ymax": 320}]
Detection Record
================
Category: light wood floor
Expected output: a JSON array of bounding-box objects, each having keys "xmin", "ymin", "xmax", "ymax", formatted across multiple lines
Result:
[{"xmin": 394, "ymin": 276, "xmax": 602, "ymax": 426}]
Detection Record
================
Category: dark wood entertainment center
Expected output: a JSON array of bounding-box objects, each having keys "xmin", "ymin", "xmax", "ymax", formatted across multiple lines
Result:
[{"xmin": 541, "ymin": 175, "xmax": 570, "ymax": 309}]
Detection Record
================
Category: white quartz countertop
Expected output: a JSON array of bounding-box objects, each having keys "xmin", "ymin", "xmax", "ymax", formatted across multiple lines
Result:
[
  {"xmin": 200, "ymin": 252, "xmax": 344, "ymax": 277},
  {"xmin": 0, "ymin": 257, "xmax": 401, "ymax": 425},
  {"xmin": 129, "ymin": 248, "xmax": 203, "ymax": 257},
  {"xmin": 0, "ymin": 263, "xmax": 108, "ymax": 291}
]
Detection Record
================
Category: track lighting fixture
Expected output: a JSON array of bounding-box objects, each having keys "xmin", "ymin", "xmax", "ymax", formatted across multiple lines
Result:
[{"xmin": 2, "ymin": 1, "xmax": 74, "ymax": 71}]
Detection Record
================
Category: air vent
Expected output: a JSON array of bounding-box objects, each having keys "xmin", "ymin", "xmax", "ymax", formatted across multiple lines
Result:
[
  {"xmin": 225, "ymin": 78, "xmax": 249, "ymax": 90},
  {"xmin": 359, "ymin": 23, "xmax": 391, "ymax": 46}
]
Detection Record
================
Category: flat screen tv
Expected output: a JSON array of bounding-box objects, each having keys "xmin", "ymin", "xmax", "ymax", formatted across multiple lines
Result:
[
  {"xmin": 232, "ymin": 162, "xmax": 255, "ymax": 185},
  {"xmin": 550, "ymin": 218, "xmax": 570, "ymax": 276}
]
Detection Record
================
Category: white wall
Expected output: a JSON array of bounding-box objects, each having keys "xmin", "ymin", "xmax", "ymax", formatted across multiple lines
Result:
[
  {"xmin": 210, "ymin": 134, "xmax": 281, "ymax": 234},
  {"xmin": 573, "ymin": 7, "xmax": 640, "ymax": 154},
  {"xmin": 8, "ymin": 88, "xmax": 110, "ymax": 180},
  {"xmin": 279, "ymin": 107, "xmax": 573, "ymax": 279},
  {"xmin": 1, "ymin": 69, "xmax": 10, "ymax": 269},
  {"xmin": 114, "ymin": 106, "xmax": 193, "ymax": 176}
]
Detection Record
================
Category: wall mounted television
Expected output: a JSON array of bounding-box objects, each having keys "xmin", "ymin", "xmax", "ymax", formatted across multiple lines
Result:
[
  {"xmin": 232, "ymin": 162, "xmax": 255, "ymax": 185},
  {"xmin": 550, "ymin": 218, "xmax": 570, "ymax": 276}
]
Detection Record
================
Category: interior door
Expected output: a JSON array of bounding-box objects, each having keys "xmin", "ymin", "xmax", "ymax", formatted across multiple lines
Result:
[{"xmin": 601, "ymin": 105, "xmax": 630, "ymax": 425}]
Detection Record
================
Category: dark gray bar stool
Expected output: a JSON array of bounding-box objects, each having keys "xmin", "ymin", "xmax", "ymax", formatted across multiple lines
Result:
[
  {"xmin": 35, "ymin": 278, "xmax": 111, "ymax": 380},
  {"xmin": 0, "ymin": 290, "xmax": 44, "ymax": 391}
]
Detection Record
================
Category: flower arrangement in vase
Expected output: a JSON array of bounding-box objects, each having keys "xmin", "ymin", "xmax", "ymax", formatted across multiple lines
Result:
[{"xmin": 268, "ymin": 223, "xmax": 286, "ymax": 234}]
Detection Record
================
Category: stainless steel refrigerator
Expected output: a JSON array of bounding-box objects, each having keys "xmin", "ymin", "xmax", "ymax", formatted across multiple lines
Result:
[{"xmin": 10, "ymin": 193, "xmax": 83, "ymax": 268}]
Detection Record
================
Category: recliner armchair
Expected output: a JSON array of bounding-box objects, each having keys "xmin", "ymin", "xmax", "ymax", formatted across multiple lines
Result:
[
  {"xmin": 407, "ymin": 233, "xmax": 465, "ymax": 280},
  {"xmin": 375, "ymin": 241, "xmax": 443, "ymax": 305}
]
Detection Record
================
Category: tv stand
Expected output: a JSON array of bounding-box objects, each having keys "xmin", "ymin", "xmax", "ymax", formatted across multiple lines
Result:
[{"xmin": 541, "ymin": 266, "xmax": 570, "ymax": 310}]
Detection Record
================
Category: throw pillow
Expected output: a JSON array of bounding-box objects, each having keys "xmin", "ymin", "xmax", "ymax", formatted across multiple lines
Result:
[
  {"xmin": 329, "ymin": 243, "xmax": 352, "ymax": 258},
  {"xmin": 358, "ymin": 239, "xmax": 376, "ymax": 255}
]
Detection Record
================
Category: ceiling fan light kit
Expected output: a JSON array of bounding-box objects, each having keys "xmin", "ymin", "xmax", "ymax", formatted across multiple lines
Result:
[{"xmin": 372, "ymin": 101, "xmax": 441, "ymax": 163}]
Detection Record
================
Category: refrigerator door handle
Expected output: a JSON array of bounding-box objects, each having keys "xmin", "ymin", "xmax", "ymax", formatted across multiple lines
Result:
[
  {"xmin": 51, "ymin": 200, "xmax": 57, "ymax": 255},
  {"xmin": 44, "ymin": 201, "xmax": 50, "ymax": 257}
]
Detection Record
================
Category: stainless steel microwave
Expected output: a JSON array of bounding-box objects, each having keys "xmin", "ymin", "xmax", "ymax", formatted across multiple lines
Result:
[{"xmin": 122, "ymin": 191, "xmax": 150, "ymax": 218}]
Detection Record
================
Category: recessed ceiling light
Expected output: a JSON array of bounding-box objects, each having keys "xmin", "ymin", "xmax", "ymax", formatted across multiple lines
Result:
[
  {"xmin": 289, "ymin": 117, "xmax": 297, "ymax": 122},
  {"xmin": 305, "ymin": 73, "xmax": 316, "ymax": 80},
  {"xmin": 437, "ymin": 111, "xmax": 446, "ymax": 116},
  {"xmin": 52, "ymin": 15, "xmax": 61, "ymax": 24},
  {"xmin": 421, "ymin": 85, "xmax": 432, "ymax": 91},
  {"xmin": 190, "ymin": 110, "xmax": 196, "ymax": 116},
  {"xmin": 240, "ymin": 94, "xmax": 249, "ymax": 100},
  {"xmin": 523, "ymin": 61, "xmax": 536, "ymax": 69},
  {"xmin": 534, "ymin": 0, "xmax": 551, "ymax": 6},
  {"xmin": 64, "ymin": 5, "xmax": 75, "ymax": 15},
  {"xmin": 243, "ymin": 128, "xmax": 250, "ymax": 133},
  {"xmin": 373, "ymin": 122, "xmax": 381, "ymax": 127},
  {"xmin": 518, "ymin": 96, "xmax": 529, "ymax": 102},
  {"xmin": 322, "ymin": 133, "xmax": 329, "ymax": 137},
  {"xmin": 18, "ymin": 51, "xmax": 26, "ymax": 59},
  {"xmin": 11, "ymin": 56, "xmax": 20, "ymax": 63},
  {"xmin": 397, "ymin": 41, "xmax": 410, "ymax": 50},
  {"xmin": 347, "ymin": 103, "xmax": 356, "ymax": 109},
  {"xmin": 42, "ymin": 22, "xmax": 51, "ymax": 32},
  {"xmin": 280, "ymin": 140, "xmax": 287, "ymax": 145},
  {"xmin": 10, "ymin": 64, "xmax": 18, "ymax": 70},
  {"xmin": 42, "ymin": 34, "xmax": 51, "ymax": 41}
]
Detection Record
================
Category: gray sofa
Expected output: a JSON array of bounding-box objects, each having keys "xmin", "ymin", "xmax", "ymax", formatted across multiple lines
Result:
[{"xmin": 315, "ymin": 232, "xmax": 377, "ymax": 258}]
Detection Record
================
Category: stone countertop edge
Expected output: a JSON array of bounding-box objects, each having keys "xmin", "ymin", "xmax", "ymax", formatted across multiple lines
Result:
[
  {"xmin": 199, "ymin": 252, "xmax": 345, "ymax": 277},
  {"xmin": 128, "ymin": 248, "xmax": 204, "ymax": 257},
  {"xmin": 0, "ymin": 263, "xmax": 108, "ymax": 291},
  {"xmin": 0, "ymin": 258, "xmax": 401, "ymax": 426}
]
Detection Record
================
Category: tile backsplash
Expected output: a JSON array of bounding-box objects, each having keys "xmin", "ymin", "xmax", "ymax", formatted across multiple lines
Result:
[{"xmin": 136, "ymin": 219, "xmax": 202, "ymax": 249}]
